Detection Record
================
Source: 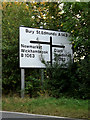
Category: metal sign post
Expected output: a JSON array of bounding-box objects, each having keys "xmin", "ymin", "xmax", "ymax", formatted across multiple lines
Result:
[{"xmin": 21, "ymin": 69, "xmax": 25, "ymax": 98}]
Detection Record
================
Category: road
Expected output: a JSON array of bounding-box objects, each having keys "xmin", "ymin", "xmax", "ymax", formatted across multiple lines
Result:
[{"xmin": 0, "ymin": 111, "xmax": 87, "ymax": 120}]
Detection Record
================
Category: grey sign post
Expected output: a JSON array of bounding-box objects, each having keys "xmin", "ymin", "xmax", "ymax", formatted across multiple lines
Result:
[{"xmin": 21, "ymin": 69, "xmax": 25, "ymax": 98}]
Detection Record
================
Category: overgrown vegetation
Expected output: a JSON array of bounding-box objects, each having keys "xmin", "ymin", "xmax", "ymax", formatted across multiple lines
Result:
[
  {"xmin": 44, "ymin": 58, "xmax": 90, "ymax": 99},
  {"xmin": 2, "ymin": 96, "xmax": 88, "ymax": 119},
  {"xmin": 2, "ymin": 2, "xmax": 89, "ymax": 99}
]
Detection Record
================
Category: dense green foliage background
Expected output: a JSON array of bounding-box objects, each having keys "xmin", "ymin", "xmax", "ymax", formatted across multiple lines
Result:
[{"xmin": 2, "ymin": 2, "xmax": 89, "ymax": 99}]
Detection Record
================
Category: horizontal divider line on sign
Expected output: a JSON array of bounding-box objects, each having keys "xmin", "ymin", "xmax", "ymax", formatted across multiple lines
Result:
[{"xmin": 30, "ymin": 40, "xmax": 65, "ymax": 48}]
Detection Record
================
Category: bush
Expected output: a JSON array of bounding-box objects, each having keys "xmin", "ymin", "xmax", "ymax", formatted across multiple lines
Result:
[
  {"xmin": 25, "ymin": 76, "xmax": 41, "ymax": 98},
  {"xmin": 44, "ymin": 58, "xmax": 90, "ymax": 99},
  {"xmin": 75, "ymin": 57, "xmax": 90, "ymax": 99}
]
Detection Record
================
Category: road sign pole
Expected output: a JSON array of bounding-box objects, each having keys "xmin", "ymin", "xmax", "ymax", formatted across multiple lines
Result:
[{"xmin": 21, "ymin": 69, "xmax": 25, "ymax": 98}]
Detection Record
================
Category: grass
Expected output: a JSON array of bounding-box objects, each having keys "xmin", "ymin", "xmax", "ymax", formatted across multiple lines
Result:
[{"xmin": 2, "ymin": 96, "xmax": 88, "ymax": 119}]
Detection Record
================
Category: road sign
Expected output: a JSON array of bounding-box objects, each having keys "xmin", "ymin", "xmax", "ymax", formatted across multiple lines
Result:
[{"xmin": 19, "ymin": 26, "xmax": 72, "ymax": 68}]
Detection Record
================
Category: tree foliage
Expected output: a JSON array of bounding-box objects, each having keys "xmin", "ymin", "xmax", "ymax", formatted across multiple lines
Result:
[
  {"xmin": 62, "ymin": 2, "xmax": 89, "ymax": 60},
  {"xmin": 2, "ymin": 2, "xmax": 62, "ymax": 94},
  {"xmin": 45, "ymin": 60, "xmax": 90, "ymax": 99}
]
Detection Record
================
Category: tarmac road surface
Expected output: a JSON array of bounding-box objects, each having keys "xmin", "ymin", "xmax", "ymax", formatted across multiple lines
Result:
[{"xmin": 0, "ymin": 111, "xmax": 87, "ymax": 120}]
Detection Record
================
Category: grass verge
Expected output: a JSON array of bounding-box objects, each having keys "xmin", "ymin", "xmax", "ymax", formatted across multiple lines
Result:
[{"xmin": 2, "ymin": 96, "xmax": 88, "ymax": 119}]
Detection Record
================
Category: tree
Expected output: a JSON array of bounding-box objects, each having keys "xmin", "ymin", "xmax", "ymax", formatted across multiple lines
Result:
[
  {"xmin": 2, "ymin": 2, "xmax": 61, "ymax": 94},
  {"xmin": 61, "ymin": 2, "xmax": 89, "ymax": 61},
  {"xmin": 2, "ymin": 2, "xmax": 35, "ymax": 93}
]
